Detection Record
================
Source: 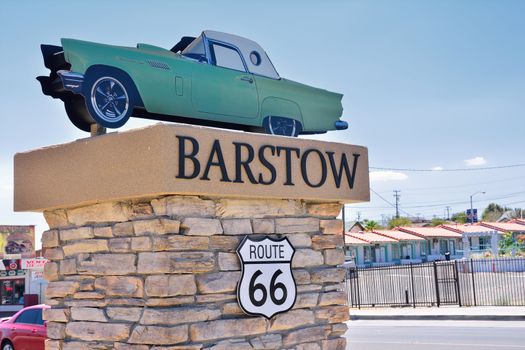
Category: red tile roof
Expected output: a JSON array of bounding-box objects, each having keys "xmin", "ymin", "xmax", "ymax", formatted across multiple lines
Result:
[
  {"xmin": 344, "ymin": 235, "xmax": 370, "ymax": 245},
  {"xmin": 346, "ymin": 232, "xmax": 398, "ymax": 244},
  {"xmin": 480, "ymin": 222, "xmax": 525, "ymax": 233},
  {"xmin": 441, "ymin": 224, "xmax": 497, "ymax": 234},
  {"xmin": 397, "ymin": 226, "xmax": 461, "ymax": 238},
  {"xmin": 372, "ymin": 229, "xmax": 425, "ymax": 241},
  {"xmin": 511, "ymin": 219, "xmax": 525, "ymax": 226}
]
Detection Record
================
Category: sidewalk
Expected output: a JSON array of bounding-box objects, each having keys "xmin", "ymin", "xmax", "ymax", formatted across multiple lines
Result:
[{"xmin": 350, "ymin": 306, "xmax": 525, "ymax": 321}]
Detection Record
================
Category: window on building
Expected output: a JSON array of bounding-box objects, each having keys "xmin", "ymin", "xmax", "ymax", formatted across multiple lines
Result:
[
  {"xmin": 392, "ymin": 244, "xmax": 400, "ymax": 260},
  {"xmin": 420, "ymin": 241, "xmax": 427, "ymax": 256},
  {"xmin": 479, "ymin": 236, "xmax": 491, "ymax": 250},
  {"xmin": 401, "ymin": 243, "xmax": 412, "ymax": 259},
  {"xmin": 1, "ymin": 279, "xmax": 25, "ymax": 305},
  {"xmin": 439, "ymin": 240, "xmax": 448, "ymax": 254},
  {"xmin": 364, "ymin": 246, "xmax": 372, "ymax": 263},
  {"xmin": 449, "ymin": 240, "xmax": 456, "ymax": 255},
  {"xmin": 345, "ymin": 247, "xmax": 357, "ymax": 261}
]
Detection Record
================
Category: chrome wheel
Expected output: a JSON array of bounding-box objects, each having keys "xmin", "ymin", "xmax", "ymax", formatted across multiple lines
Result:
[
  {"xmin": 90, "ymin": 76, "xmax": 129, "ymax": 124},
  {"xmin": 266, "ymin": 116, "xmax": 299, "ymax": 137},
  {"xmin": 2, "ymin": 342, "xmax": 13, "ymax": 350}
]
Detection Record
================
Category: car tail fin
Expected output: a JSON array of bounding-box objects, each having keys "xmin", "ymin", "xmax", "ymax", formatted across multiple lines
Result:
[{"xmin": 40, "ymin": 45, "xmax": 70, "ymax": 72}]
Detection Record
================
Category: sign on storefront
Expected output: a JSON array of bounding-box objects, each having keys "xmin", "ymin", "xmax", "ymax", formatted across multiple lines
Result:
[
  {"xmin": 21, "ymin": 258, "xmax": 47, "ymax": 270},
  {"xmin": 0, "ymin": 226, "xmax": 35, "ymax": 258},
  {"xmin": 31, "ymin": 271, "xmax": 44, "ymax": 281},
  {"xmin": 0, "ymin": 259, "xmax": 26, "ymax": 277}
]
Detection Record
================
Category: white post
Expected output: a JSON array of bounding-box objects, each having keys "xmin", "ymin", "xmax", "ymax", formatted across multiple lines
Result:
[{"xmin": 491, "ymin": 232, "xmax": 499, "ymax": 257}]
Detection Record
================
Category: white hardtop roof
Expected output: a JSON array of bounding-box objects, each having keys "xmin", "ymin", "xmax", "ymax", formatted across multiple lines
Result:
[{"xmin": 203, "ymin": 30, "xmax": 279, "ymax": 79}]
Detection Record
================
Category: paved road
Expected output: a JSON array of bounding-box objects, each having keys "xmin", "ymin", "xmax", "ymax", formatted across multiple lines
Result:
[{"xmin": 345, "ymin": 320, "xmax": 525, "ymax": 350}]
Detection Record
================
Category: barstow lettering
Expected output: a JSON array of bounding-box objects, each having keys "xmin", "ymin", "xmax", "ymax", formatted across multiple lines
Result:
[{"xmin": 175, "ymin": 135, "xmax": 360, "ymax": 189}]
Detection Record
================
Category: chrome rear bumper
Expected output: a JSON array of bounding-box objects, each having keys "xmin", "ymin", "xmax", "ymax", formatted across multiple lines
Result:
[{"xmin": 58, "ymin": 70, "xmax": 84, "ymax": 94}]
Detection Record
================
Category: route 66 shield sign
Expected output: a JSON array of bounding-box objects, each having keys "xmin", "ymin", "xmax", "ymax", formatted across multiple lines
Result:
[{"xmin": 237, "ymin": 236, "xmax": 297, "ymax": 319}]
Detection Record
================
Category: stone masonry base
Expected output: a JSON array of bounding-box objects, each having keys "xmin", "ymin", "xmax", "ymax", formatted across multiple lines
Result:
[{"xmin": 42, "ymin": 196, "xmax": 348, "ymax": 350}]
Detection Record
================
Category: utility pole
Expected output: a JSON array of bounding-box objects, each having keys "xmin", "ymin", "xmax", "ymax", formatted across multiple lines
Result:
[
  {"xmin": 469, "ymin": 191, "xmax": 486, "ymax": 224},
  {"xmin": 445, "ymin": 206, "xmax": 451, "ymax": 220},
  {"xmin": 393, "ymin": 190, "xmax": 401, "ymax": 219},
  {"xmin": 381, "ymin": 214, "xmax": 387, "ymax": 227},
  {"xmin": 356, "ymin": 212, "xmax": 361, "ymax": 221}
]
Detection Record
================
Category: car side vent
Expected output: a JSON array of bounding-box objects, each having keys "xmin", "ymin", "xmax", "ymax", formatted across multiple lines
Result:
[{"xmin": 146, "ymin": 60, "xmax": 170, "ymax": 70}]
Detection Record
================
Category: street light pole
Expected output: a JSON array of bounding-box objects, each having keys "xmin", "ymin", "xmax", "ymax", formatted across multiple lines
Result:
[{"xmin": 469, "ymin": 191, "xmax": 486, "ymax": 224}]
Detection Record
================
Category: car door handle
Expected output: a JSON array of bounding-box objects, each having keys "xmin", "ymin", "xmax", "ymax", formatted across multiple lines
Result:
[
  {"xmin": 32, "ymin": 329, "xmax": 37, "ymax": 333},
  {"xmin": 240, "ymin": 76, "xmax": 253, "ymax": 84}
]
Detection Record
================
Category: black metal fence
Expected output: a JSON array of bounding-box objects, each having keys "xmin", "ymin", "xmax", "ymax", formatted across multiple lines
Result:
[{"xmin": 346, "ymin": 257, "xmax": 525, "ymax": 308}]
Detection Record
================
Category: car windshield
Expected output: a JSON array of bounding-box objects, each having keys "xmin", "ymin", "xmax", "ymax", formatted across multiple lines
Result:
[{"xmin": 182, "ymin": 35, "xmax": 206, "ymax": 61}]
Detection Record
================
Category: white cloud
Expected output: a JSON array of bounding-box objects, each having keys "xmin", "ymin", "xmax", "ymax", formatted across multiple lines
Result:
[
  {"xmin": 432, "ymin": 166, "xmax": 443, "ymax": 171},
  {"xmin": 464, "ymin": 156, "xmax": 487, "ymax": 167},
  {"xmin": 369, "ymin": 171, "xmax": 408, "ymax": 183}
]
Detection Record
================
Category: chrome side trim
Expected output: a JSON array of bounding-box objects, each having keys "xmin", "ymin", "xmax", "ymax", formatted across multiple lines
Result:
[
  {"xmin": 146, "ymin": 59, "xmax": 171, "ymax": 70},
  {"xmin": 58, "ymin": 70, "xmax": 85, "ymax": 94}
]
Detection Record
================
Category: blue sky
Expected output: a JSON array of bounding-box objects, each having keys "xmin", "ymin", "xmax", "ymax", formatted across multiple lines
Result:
[{"xmin": 1, "ymin": 0, "xmax": 524, "ymax": 245}]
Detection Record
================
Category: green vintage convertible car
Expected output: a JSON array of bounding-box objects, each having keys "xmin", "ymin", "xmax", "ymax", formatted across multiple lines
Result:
[{"xmin": 37, "ymin": 30, "xmax": 347, "ymax": 136}]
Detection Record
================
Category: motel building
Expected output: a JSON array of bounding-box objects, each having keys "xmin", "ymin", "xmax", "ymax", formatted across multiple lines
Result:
[
  {"xmin": 396, "ymin": 226, "xmax": 463, "ymax": 261},
  {"xmin": 480, "ymin": 221, "xmax": 525, "ymax": 240},
  {"xmin": 372, "ymin": 229, "xmax": 427, "ymax": 264},
  {"xmin": 343, "ymin": 220, "xmax": 525, "ymax": 268},
  {"xmin": 345, "ymin": 231, "xmax": 397, "ymax": 267},
  {"xmin": 441, "ymin": 224, "xmax": 500, "ymax": 258}
]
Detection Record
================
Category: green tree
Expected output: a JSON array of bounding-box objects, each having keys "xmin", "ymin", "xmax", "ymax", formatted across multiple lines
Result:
[
  {"xmin": 388, "ymin": 217, "xmax": 411, "ymax": 229},
  {"xmin": 451, "ymin": 212, "xmax": 467, "ymax": 224},
  {"xmin": 499, "ymin": 231, "xmax": 514, "ymax": 256},
  {"xmin": 363, "ymin": 220, "xmax": 379, "ymax": 231},
  {"xmin": 430, "ymin": 218, "xmax": 446, "ymax": 227},
  {"xmin": 482, "ymin": 203, "xmax": 506, "ymax": 222},
  {"xmin": 481, "ymin": 203, "xmax": 524, "ymax": 221}
]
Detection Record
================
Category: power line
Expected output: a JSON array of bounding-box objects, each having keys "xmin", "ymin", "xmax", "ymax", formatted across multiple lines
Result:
[
  {"xmin": 370, "ymin": 188, "xmax": 412, "ymax": 217},
  {"xmin": 370, "ymin": 163, "xmax": 525, "ymax": 172},
  {"xmin": 354, "ymin": 191, "xmax": 525, "ymax": 210},
  {"xmin": 375, "ymin": 175, "xmax": 525, "ymax": 194}
]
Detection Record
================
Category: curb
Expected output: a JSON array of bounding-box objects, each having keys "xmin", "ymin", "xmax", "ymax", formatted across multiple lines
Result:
[{"xmin": 350, "ymin": 315, "xmax": 525, "ymax": 321}]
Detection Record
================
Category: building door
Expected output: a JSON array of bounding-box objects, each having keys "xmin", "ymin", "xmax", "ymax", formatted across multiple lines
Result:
[
  {"xmin": 402, "ymin": 243, "xmax": 412, "ymax": 259},
  {"xmin": 375, "ymin": 247, "xmax": 385, "ymax": 263},
  {"xmin": 449, "ymin": 240, "xmax": 456, "ymax": 255},
  {"xmin": 440, "ymin": 240, "xmax": 448, "ymax": 254}
]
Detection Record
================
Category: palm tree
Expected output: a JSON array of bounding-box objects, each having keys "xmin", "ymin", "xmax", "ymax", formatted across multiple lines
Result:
[{"xmin": 363, "ymin": 220, "xmax": 379, "ymax": 232}]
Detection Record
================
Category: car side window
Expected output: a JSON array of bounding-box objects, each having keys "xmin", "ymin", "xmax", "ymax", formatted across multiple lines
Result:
[
  {"xmin": 35, "ymin": 308, "xmax": 44, "ymax": 325},
  {"xmin": 181, "ymin": 36, "xmax": 207, "ymax": 62},
  {"xmin": 210, "ymin": 43, "xmax": 245, "ymax": 72},
  {"xmin": 14, "ymin": 309, "xmax": 38, "ymax": 324}
]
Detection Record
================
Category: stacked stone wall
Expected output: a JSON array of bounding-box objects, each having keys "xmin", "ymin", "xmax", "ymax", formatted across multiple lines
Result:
[{"xmin": 42, "ymin": 196, "xmax": 348, "ymax": 350}]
